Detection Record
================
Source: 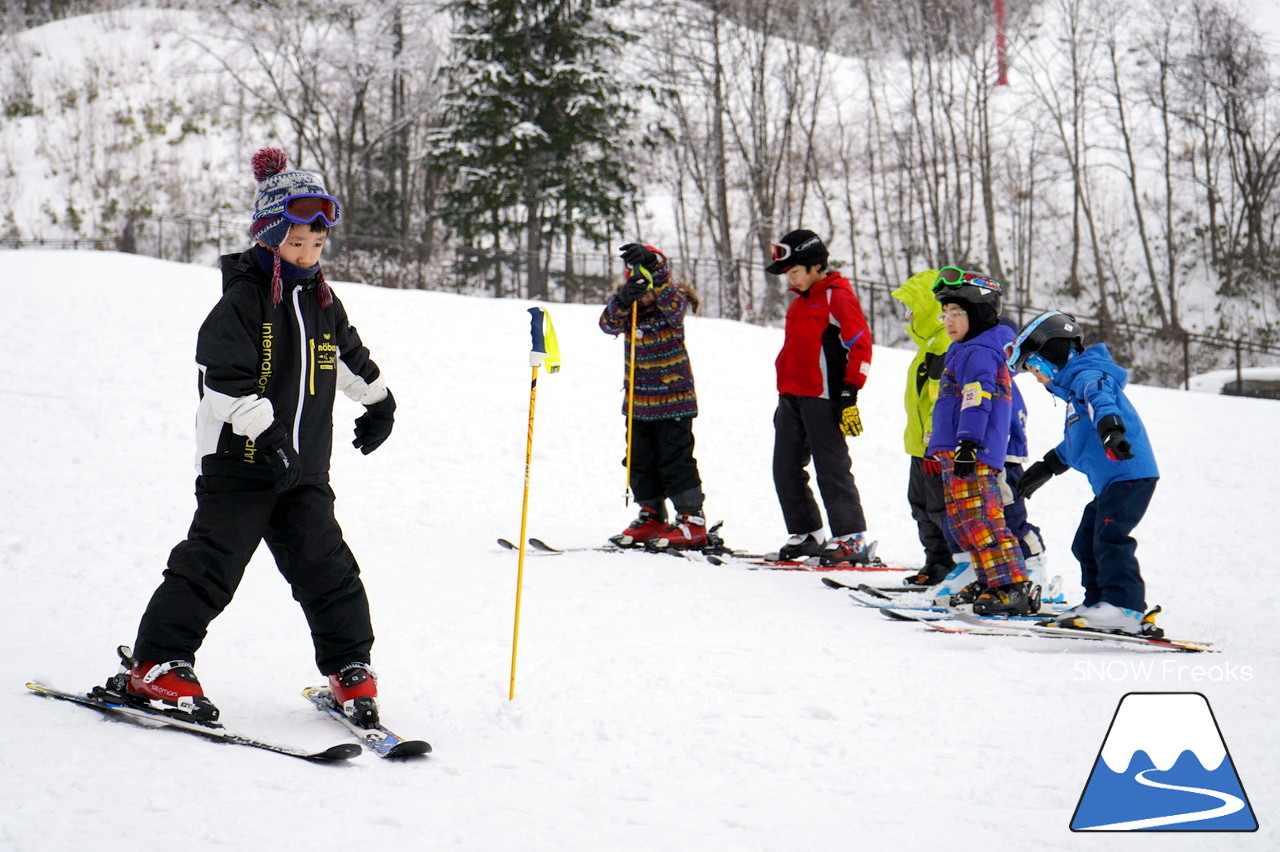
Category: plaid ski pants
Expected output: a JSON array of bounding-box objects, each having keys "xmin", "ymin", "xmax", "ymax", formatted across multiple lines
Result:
[{"xmin": 940, "ymin": 455, "xmax": 1027, "ymax": 588}]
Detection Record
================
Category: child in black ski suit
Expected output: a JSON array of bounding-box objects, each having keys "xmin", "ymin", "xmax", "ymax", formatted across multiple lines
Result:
[{"xmin": 122, "ymin": 148, "xmax": 396, "ymax": 728}]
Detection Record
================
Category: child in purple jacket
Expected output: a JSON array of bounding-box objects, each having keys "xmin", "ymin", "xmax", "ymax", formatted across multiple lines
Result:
[{"xmin": 926, "ymin": 267, "xmax": 1035, "ymax": 615}]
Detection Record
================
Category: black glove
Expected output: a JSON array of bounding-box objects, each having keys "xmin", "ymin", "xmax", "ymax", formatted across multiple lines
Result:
[
  {"xmin": 834, "ymin": 385, "xmax": 862, "ymax": 437},
  {"xmin": 952, "ymin": 439, "xmax": 979, "ymax": 478},
  {"xmin": 617, "ymin": 276, "xmax": 650, "ymax": 307},
  {"xmin": 255, "ymin": 419, "xmax": 301, "ymax": 493},
  {"xmin": 1015, "ymin": 449, "xmax": 1069, "ymax": 500},
  {"xmin": 353, "ymin": 389, "xmax": 396, "ymax": 455},
  {"xmin": 620, "ymin": 243, "xmax": 660, "ymax": 270},
  {"xmin": 1096, "ymin": 414, "xmax": 1133, "ymax": 461}
]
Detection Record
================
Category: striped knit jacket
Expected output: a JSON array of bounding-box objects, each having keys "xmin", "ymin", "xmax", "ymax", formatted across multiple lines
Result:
[{"xmin": 599, "ymin": 284, "xmax": 698, "ymax": 420}]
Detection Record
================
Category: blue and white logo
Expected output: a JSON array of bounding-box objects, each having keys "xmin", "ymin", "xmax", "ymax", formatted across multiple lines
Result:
[{"xmin": 1072, "ymin": 692, "xmax": 1257, "ymax": 831}]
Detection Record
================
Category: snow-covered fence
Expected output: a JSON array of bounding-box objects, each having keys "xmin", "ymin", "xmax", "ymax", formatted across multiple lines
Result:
[{"xmin": 6, "ymin": 214, "xmax": 1278, "ymax": 392}]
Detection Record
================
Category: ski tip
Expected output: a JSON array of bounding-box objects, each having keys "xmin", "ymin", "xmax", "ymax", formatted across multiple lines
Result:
[
  {"xmin": 496, "ymin": 538, "xmax": 517, "ymax": 550},
  {"xmin": 386, "ymin": 739, "xmax": 433, "ymax": 758},
  {"xmin": 311, "ymin": 742, "xmax": 364, "ymax": 762},
  {"xmin": 820, "ymin": 577, "xmax": 844, "ymax": 590},
  {"xmin": 528, "ymin": 538, "xmax": 560, "ymax": 552},
  {"xmin": 853, "ymin": 583, "xmax": 892, "ymax": 600}
]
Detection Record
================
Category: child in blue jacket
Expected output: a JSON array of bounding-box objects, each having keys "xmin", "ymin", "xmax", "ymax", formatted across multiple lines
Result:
[
  {"xmin": 926, "ymin": 268, "xmax": 1033, "ymax": 615},
  {"xmin": 1007, "ymin": 311, "xmax": 1160, "ymax": 636}
]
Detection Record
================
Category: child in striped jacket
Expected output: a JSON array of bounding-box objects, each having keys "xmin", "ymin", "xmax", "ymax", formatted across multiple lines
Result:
[{"xmin": 600, "ymin": 243, "xmax": 707, "ymax": 549}]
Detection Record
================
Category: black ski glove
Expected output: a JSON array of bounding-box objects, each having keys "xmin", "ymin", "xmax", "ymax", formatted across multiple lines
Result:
[
  {"xmin": 353, "ymin": 389, "xmax": 396, "ymax": 455},
  {"xmin": 1016, "ymin": 449, "xmax": 1069, "ymax": 500},
  {"xmin": 1097, "ymin": 414, "xmax": 1133, "ymax": 461},
  {"xmin": 952, "ymin": 439, "xmax": 979, "ymax": 479},
  {"xmin": 616, "ymin": 276, "xmax": 650, "ymax": 307},
  {"xmin": 620, "ymin": 243, "xmax": 660, "ymax": 270},
  {"xmin": 834, "ymin": 385, "xmax": 862, "ymax": 437},
  {"xmin": 255, "ymin": 419, "xmax": 301, "ymax": 493}
]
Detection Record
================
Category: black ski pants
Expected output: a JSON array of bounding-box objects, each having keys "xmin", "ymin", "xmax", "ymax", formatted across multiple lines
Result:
[
  {"xmin": 772, "ymin": 394, "xmax": 866, "ymax": 537},
  {"xmin": 628, "ymin": 417, "xmax": 704, "ymax": 515},
  {"xmin": 907, "ymin": 456, "xmax": 956, "ymax": 565},
  {"xmin": 134, "ymin": 476, "xmax": 374, "ymax": 675}
]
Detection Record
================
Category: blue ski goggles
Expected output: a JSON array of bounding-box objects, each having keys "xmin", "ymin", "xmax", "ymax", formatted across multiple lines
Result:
[{"xmin": 258, "ymin": 193, "xmax": 342, "ymax": 227}]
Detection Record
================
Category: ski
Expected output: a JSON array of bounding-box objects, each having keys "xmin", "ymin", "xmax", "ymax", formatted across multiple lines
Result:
[
  {"xmin": 847, "ymin": 590, "xmax": 1073, "ymax": 616},
  {"xmin": 707, "ymin": 553, "xmax": 902, "ymax": 572},
  {"xmin": 823, "ymin": 578, "xmax": 931, "ymax": 593},
  {"xmin": 873, "ymin": 604, "xmax": 1065, "ymax": 623},
  {"xmin": 27, "ymin": 682, "xmax": 361, "ymax": 762},
  {"xmin": 302, "ymin": 686, "xmax": 432, "ymax": 759},
  {"xmin": 921, "ymin": 611, "xmax": 1217, "ymax": 653}
]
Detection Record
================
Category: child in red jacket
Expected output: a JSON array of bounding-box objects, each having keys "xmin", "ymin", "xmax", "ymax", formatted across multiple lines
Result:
[{"xmin": 767, "ymin": 229, "xmax": 874, "ymax": 565}]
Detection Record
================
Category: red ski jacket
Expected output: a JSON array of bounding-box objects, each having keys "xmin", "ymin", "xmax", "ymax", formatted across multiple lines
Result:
[{"xmin": 775, "ymin": 271, "xmax": 872, "ymax": 398}]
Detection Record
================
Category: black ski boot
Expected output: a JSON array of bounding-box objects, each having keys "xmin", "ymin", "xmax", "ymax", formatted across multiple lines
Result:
[
  {"xmin": 949, "ymin": 580, "xmax": 986, "ymax": 607},
  {"xmin": 905, "ymin": 562, "xmax": 952, "ymax": 586},
  {"xmin": 972, "ymin": 581, "xmax": 1041, "ymax": 616}
]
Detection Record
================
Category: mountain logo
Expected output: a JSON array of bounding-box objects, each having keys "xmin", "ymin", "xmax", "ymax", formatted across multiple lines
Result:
[{"xmin": 1071, "ymin": 692, "xmax": 1258, "ymax": 831}]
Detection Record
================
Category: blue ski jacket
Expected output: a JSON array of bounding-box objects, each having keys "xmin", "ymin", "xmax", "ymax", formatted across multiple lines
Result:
[{"xmin": 1046, "ymin": 344, "xmax": 1159, "ymax": 493}]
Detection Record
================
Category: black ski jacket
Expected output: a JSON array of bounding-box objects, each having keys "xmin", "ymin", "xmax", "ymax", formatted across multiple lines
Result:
[{"xmin": 193, "ymin": 250, "xmax": 386, "ymax": 483}]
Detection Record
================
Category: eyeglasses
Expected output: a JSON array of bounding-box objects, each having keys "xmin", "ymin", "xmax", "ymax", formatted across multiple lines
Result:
[
  {"xmin": 280, "ymin": 194, "xmax": 341, "ymax": 226},
  {"xmin": 938, "ymin": 309, "xmax": 967, "ymax": 322}
]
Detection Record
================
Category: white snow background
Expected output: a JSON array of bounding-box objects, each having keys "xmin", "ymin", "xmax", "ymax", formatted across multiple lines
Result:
[{"xmin": 0, "ymin": 250, "xmax": 1275, "ymax": 851}]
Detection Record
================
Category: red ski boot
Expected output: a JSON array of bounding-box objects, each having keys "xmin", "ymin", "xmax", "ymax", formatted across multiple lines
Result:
[
  {"xmin": 653, "ymin": 511, "xmax": 709, "ymax": 550},
  {"xmin": 329, "ymin": 662, "xmax": 379, "ymax": 728},
  {"xmin": 127, "ymin": 659, "xmax": 220, "ymax": 724},
  {"xmin": 611, "ymin": 505, "xmax": 667, "ymax": 547}
]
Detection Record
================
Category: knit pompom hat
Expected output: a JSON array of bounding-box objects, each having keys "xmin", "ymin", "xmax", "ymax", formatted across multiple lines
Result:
[{"xmin": 247, "ymin": 147, "xmax": 336, "ymax": 307}]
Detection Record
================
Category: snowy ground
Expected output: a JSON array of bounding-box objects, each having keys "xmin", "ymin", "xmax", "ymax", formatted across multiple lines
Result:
[{"xmin": 0, "ymin": 251, "xmax": 1274, "ymax": 851}]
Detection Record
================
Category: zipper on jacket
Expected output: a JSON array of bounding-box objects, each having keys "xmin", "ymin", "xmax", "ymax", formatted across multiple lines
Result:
[
  {"xmin": 309, "ymin": 338, "xmax": 317, "ymax": 396},
  {"xmin": 291, "ymin": 288, "xmax": 307, "ymax": 453}
]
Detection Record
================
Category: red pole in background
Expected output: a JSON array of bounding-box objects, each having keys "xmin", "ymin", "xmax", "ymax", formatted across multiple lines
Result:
[{"xmin": 995, "ymin": 0, "xmax": 1008, "ymax": 85}]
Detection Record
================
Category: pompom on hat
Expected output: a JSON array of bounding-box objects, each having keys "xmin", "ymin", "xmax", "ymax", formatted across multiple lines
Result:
[{"xmin": 247, "ymin": 147, "xmax": 339, "ymax": 307}]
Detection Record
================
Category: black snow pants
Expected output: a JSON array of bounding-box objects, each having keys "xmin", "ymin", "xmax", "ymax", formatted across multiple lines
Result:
[
  {"xmin": 628, "ymin": 417, "xmax": 704, "ymax": 515},
  {"xmin": 772, "ymin": 394, "xmax": 866, "ymax": 537},
  {"xmin": 133, "ymin": 476, "xmax": 374, "ymax": 675}
]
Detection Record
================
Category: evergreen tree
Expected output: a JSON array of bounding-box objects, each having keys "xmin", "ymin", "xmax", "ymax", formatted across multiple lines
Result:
[{"xmin": 427, "ymin": 0, "xmax": 643, "ymax": 298}]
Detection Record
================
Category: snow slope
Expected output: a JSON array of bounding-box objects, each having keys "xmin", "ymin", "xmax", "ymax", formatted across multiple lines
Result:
[{"xmin": 0, "ymin": 250, "xmax": 1274, "ymax": 851}]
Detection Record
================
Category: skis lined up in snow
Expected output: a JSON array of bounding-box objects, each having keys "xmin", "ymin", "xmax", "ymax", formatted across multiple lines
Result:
[
  {"xmin": 499, "ymin": 536, "xmax": 904, "ymax": 573},
  {"xmin": 27, "ymin": 682, "xmax": 362, "ymax": 763},
  {"xmin": 302, "ymin": 687, "xmax": 431, "ymax": 759},
  {"xmin": 921, "ymin": 611, "xmax": 1216, "ymax": 653}
]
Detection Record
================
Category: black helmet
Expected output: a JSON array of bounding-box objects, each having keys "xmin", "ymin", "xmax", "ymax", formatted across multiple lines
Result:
[
  {"xmin": 932, "ymin": 266, "xmax": 1003, "ymax": 310},
  {"xmin": 1006, "ymin": 310, "xmax": 1084, "ymax": 374}
]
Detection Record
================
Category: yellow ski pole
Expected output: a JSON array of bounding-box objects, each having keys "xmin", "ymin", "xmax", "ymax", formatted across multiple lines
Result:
[
  {"xmin": 623, "ymin": 300, "xmax": 638, "ymax": 505},
  {"xmin": 510, "ymin": 307, "xmax": 560, "ymax": 701},
  {"xmin": 622, "ymin": 265, "xmax": 652, "ymax": 505}
]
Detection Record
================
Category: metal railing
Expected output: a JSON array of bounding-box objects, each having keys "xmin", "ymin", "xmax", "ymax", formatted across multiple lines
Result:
[{"xmin": 6, "ymin": 214, "xmax": 1279, "ymax": 394}]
